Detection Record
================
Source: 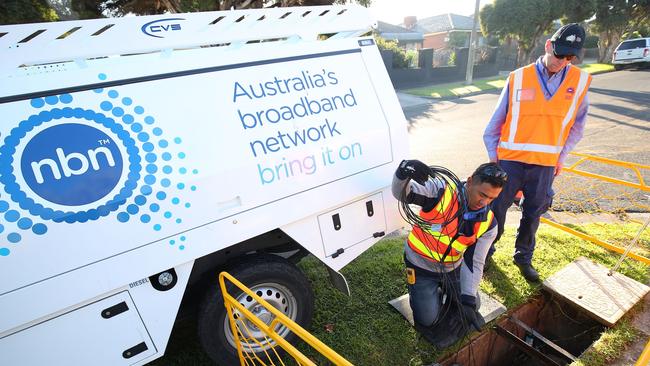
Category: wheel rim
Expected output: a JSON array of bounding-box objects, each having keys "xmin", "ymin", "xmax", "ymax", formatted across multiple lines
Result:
[{"xmin": 224, "ymin": 282, "xmax": 298, "ymax": 353}]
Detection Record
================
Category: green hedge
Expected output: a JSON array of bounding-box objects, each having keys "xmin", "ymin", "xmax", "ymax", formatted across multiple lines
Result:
[{"xmin": 375, "ymin": 36, "xmax": 418, "ymax": 69}]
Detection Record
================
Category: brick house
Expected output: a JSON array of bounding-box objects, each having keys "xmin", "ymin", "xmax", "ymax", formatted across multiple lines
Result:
[
  {"xmin": 375, "ymin": 21, "xmax": 424, "ymax": 50},
  {"xmin": 401, "ymin": 13, "xmax": 485, "ymax": 50}
]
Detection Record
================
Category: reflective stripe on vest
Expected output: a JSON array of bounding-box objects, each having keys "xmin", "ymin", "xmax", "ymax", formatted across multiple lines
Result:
[
  {"xmin": 498, "ymin": 64, "xmax": 591, "ymax": 166},
  {"xmin": 425, "ymin": 179, "xmax": 456, "ymax": 214},
  {"xmin": 408, "ymin": 232, "xmax": 463, "ymax": 262},
  {"xmin": 407, "ymin": 184, "xmax": 494, "ymax": 263}
]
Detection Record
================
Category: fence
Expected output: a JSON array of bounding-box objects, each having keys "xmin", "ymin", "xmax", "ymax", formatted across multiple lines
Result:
[{"xmin": 381, "ymin": 47, "xmax": 499, "ymax": 89}]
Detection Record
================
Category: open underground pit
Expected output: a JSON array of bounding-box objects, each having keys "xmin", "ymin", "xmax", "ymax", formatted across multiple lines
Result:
[{"xmin": 439, "ymin": 290, "xmax": 607, "ymax": 366}]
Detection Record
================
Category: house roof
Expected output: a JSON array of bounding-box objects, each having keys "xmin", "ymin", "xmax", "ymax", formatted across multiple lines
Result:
[
  {"xmin": 403, "ymin": 13, "xmax": 475, "ymax": 34},
  {"xmin": 375, "ymin": 21, "xmax": 424, "ymax": 42}
]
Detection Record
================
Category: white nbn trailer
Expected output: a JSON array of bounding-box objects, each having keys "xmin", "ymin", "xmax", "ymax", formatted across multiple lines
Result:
[{"xmin": 0, "ymin": 5, "xmax": 408, "ymax": 365}]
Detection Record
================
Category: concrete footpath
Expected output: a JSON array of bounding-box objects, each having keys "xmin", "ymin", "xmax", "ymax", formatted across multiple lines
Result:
[{"xmin": 395, "ymin": 92, "xmax": 431, "ymax": 109}]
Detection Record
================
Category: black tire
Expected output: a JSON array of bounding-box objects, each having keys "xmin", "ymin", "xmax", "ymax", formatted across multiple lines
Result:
[
  {"xmin": 614, "ymin": 64, "xmax": 624, "ymax": 71},
  {"xmin": 197, "ymin": 254, "xmax": 314, "ymax": 365}
]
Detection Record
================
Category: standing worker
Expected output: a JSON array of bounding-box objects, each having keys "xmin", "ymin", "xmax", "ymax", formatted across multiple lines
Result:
[
  {"xmin": 393, "ymin": 160, "xmax": 507, "ymax": 347},
  {"xmin": 483, "ymin": 23, "xmax": 592, "ymax": 281}
]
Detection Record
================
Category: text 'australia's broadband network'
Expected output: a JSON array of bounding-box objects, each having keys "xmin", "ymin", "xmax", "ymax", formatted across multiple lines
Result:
[
  {"xmin": 231, "ymin": 68, "xmax": 365, "ymax": 185},
  {"xmin": 233, "ymin": 69, "xmax": 357, "ymax": 158}
]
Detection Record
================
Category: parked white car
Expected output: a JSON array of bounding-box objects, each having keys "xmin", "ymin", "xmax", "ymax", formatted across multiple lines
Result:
[{"xmin": 612, "ymin": 37, "xmax": 650, "ymax": 70}]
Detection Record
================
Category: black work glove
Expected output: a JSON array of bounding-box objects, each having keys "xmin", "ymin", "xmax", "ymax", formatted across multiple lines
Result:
[
  {"xmin": 460, "ymin": 295, "xmax": 485, "ymax": 331},
  {"xmin": 395, "ymin": 159, "xmax": 430, "ymax": 185}
]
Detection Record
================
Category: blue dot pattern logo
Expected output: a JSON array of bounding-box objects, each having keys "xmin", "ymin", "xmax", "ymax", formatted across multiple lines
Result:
[{"xmin": 0, "ymin": 73, "xmax": 198, "ymax": 256}]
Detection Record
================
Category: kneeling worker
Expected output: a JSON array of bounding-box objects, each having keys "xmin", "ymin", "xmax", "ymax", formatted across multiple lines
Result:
[{"xmin": 392, "ymin": 160, "xmax": 507, "ymax": 347}]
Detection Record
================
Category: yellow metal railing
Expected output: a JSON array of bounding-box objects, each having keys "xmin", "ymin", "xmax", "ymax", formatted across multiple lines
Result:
[
  {"xmin": 541, "ymin": 152, "xmax": 650, "ymax": 265},
  {"xmin": 219, "ymin": 271, "xmax": 354, "ymax": 366},
  {"xmin": 635, "ymin": 338, "xmax": 650, "ymax": 366},
  {"xmin": 540, "ymin": 218, "xmax": 650, "ymax": 265},
  {"xmin": 564, "ymin": 152, "xmax": 650, "ymax": 192}
]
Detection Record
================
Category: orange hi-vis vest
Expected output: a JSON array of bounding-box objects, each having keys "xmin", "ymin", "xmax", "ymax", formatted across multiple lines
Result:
[
  {"xmin": 497, "ymin": 63, "xmax": 592, "ymax": 167},
  {"xmin": 407, "ymin": 183, "xmax": 494, "ymax": 263}
]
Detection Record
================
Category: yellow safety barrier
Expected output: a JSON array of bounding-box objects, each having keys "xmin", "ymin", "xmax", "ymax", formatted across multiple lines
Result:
[
  {"xmin": 566, "ymin": 152, "xmax": 650, "ymax": 192},
  {"xmin": 542, "ymin": 152, "xmax": 650, "ymax": 265},
  {"xmin": 635, "ymin": 338, "xmax": 650, "ymax": 366},
  {"xmin": 219, "ymin": 271, "xmax": 354, "ymax": 366},
  {"xmin": 540, "ymin": 218, "xmax": 650, "ymax": 265}
]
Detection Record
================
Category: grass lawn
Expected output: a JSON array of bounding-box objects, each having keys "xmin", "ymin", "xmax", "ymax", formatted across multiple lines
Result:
[
  {"xmin": 297, "ymin": 223, "xmax": 649, "ymax": 366},
  {"xmin": 579, "ymin": 63, "xmax": 615, "ymax": 75},
  {"xmin": 403, "ymin": 76, "xmax": 506, "ymax": 99},
  {"xmin": 403, "ymin": 63, "xmax": 615, "ymax": 99},
  {"xmin": 154, "ymin": 222, "xmax": 649, "ymax": 366}
]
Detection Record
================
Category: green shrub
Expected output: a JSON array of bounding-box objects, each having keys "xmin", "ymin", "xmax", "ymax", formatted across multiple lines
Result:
[
  {"xmin": 375, "ymin": 36, "xmax": 415, "ymax": 69},
  {"xmin": 405, "ymin": 49, "xmax": 418, "ymax": 68},
  {"xmin": 448, "ymin": 51, "xmax": 457, "ymax": 66},
  {"xmin": 622, "ymin": 31, "xmax": 643, "ymax": 40}
]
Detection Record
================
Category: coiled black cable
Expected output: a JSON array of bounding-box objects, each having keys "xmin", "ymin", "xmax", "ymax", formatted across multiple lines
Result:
[
  {"xmin": 398, "ymin": 164, "xmax": 468, "ymax": 235},
  {"xmin": 398, "ymin": 164, "xmax": 478, "ymax": 361}
]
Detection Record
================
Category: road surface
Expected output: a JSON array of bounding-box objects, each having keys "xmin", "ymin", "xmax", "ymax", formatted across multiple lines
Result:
[{"xmin": 399, "ymin": 68, "xmax": 650, "ymax": 179}]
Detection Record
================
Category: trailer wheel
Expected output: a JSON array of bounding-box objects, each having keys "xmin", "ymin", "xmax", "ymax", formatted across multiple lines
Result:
[{"xmin": 197, "ymin": 254, "xmax": 314, "ymax": 366}]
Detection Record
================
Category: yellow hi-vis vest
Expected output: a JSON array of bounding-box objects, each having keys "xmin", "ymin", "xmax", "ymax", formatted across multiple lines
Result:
[
  {"xmin": 497, "ymin": 63, "xmax": 592, "ymax": 167},
  {"xmin": 407, "ymin": 183, "xmax": 494, "ymax": 263}
]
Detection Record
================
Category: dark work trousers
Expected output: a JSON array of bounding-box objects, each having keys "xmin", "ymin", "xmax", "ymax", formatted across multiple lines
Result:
[
  {"xmin": 405, "ymin": 256, "xmax": 461, "ymax": 327},
  {"xmin": 487, "ymin": 160, "xmax": 555, "ymax": 264}
]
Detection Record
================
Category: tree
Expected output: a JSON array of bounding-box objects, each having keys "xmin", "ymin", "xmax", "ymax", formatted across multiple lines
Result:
[
  {"xmin": 448, "ymin": 31, "xmax": 469, "ymax": 47},
  {"xmin": 71, "ymin": 0, "xmax": 367, "ymax": 18},
  {"xmin": 561, "ymin": 0, "xmax": 597, "ymax": 23},
  {"xmin": 3, "ymin": 0, "xmax": 370, "ymax": 24},
  {"xmin": 590, "ymin": 0, "xmax": 650, "ymax": 62},
  {"xmin": 1, "ymin": 0, "xmax": 59, "ymax": 24},
  {"xmin": 347, "ymin": 0, "xmax": 370, "ymax": 6},
  {"xmin": 480, "ymin": 0, "xmax": 565, "ymax": 67},
  {"xmin": 47, "ymin": 0, "xmax": 78, "ymax": 20},
  {"xmin": 635, "ymin": 19, "xmax": 650, "ymax": 36}
]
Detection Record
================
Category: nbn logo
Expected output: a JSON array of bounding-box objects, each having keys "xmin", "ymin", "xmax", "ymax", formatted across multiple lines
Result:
[
  {"xmin": 31, "ymin": 147, "xmax": 116, "ymax": 184},
  {"xmin": 141, "ymin": 18, "xmax": 185, "ymax": 38},
  {"xmin": 21, "ymin": 123, "xmax": 123, "ymax": 206}
]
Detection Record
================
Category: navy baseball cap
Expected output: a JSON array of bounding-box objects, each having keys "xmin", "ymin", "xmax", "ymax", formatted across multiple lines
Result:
[{"xmin": 550, "ymin": 23, "xmax": 586, "ymax": 56}]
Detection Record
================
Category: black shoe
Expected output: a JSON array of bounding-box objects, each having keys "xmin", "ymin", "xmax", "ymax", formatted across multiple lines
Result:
[
  {"xmin": 416, "ymin": 306, "xmax": 467, "ymax": 349},
  {"xmin": 513, "ymin": 261, "xmax": 540, "ymax": 282},
  {"xmin": 420, "ymin": 324, "xmax": 462, "ymax": 349}
]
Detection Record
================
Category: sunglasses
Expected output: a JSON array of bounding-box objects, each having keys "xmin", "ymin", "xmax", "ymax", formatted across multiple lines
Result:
[
  {"xmin": 477, "ymin": 165, "xmax": 508, "ymax": 181},
  {"xmin": 553, "ymin": 51, "xmax": 576, "ymax": 61}
]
